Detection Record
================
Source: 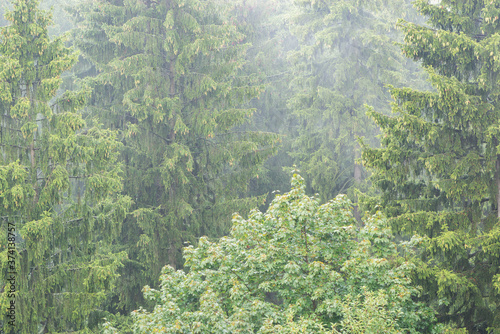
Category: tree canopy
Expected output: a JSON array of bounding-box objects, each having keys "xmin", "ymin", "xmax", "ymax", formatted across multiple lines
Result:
[
  {"xmin": 72, "ymin": 0, "xmax": 280, "ymax": 318},
  {"xmin": 131, "ymin": 173, "xmax": 438, "ymax": 333},
  {"xmin": 0, "ymin": 0, "xmax": 130, "ymax": 332},
  {"xmin": 362, "ymin": 0, "xmax": 500, "ymax": 331}
]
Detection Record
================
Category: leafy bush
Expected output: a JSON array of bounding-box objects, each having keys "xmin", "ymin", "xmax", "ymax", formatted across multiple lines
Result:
[{"xmin": 132, "ymin": 173, "xmax": 439, "ymax": 333}]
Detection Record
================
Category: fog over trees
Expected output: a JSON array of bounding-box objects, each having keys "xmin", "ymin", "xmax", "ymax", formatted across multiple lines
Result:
[{"xmin": 0, "ymin": 0, "xmax": 499, "ymax": 333}]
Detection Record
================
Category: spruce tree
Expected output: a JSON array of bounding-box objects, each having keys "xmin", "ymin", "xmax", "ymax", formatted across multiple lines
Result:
[
  {"xmin": 287, "ymin": 0, "xmax": 425, "ymax": 214},
  {"xmin": 227, "ymin": 0, "xmax": 297, "ymax": 204},
  {"xmin": 362, "ymin": 0, "xmax": 500, "ymax": 331},
  {"xmin": 0, "ymin": 0, "xmax": 130, "ymax": 332},
  {"xmin": 73, "ymin": 0, "xmax": 280, "ymax": 318},
  {"xmin": 1, "ymin": 0, "xmax": 75, "ymax": 35}
]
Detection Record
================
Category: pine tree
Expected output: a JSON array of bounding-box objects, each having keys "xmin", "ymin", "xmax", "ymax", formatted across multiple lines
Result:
[
  {"xmin": 287, "ymin": 0, "xmax": 425, "ymax": 215},
  {"xmin": 225, "ymin": 0, "xmax": 297, "ymax": 205},
  {"xmin": 1, "ymin": 0, "xmax": 75, "ymax": 35},
  {"xmin": 73, "ymin": 0, "xmax": 280, "ymax": 319},
  {"xmin": 0, "ymin": 3, "xmax": 10, "ymax": 27},
  {"xmin": 362, "ymin": 0, "xmax": 500, "ymax": 331},
  {"xmin": 0, "ymin": 0, "xmax": 130, "ymax": 332}
]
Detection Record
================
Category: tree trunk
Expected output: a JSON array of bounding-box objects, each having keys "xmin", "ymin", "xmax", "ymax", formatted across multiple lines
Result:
[
  {"xmin": 497, "ymin": 155, "xmax": 500, "ymax": 218},
  {"xmin": 353, "ymin": 157, "xmax": 362, "ymax": 224},
  {"xmin": 29, "ymin": 86, "xmax": 39, "ymax": 204},
  {"xmin": 353, "ymin": 113, "xmax": 362, "ymax": 224},
  {"xmin": 168, "ymin": 59, "xmax": 176, "ymax": 142}
]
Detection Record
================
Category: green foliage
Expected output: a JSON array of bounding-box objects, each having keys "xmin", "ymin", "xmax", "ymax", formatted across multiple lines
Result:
[
  {"xmin": 73, "ymin": 0, "xmax": 280, "ymax": 317},
  {"xmin": 362, "ymin": 0, "xmax": 500, "ymax": 331},
  {"xmin": 0, "ymin": 0, "xmax": 130, "ymax": 332},
  {"xmin": 286, "ymin": 0, "xmax": 427, "ymax": 205},
  {"xmin": 1, "ymin": 0, "xmax": 74, "ymax": 36},
  {"xmin": 223, "ymin": 0, "xmax": 297, "ymax": 204},
  {"xmin": 131, "ymin": 173, "xmax": 438, "ymax": 333}
]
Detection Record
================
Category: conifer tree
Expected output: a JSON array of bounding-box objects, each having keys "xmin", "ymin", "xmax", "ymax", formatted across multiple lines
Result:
[
  {"xmin": 287, "ymin": 0, "xmax": 425, "ymax": 213},
  {"xmin": 73, "ymin": 0, "xmax": 279, "ymax": 317},
  {"xmin": 0, "ymin": 0, "xmax": 130, "ymax": 332},
  {"xmin": 0, "ymin": 5, "xmax": 9, "ymax": 27},
  {"xmin": 226, "ymin": 0, "xmax": 297, "ymax": 203},
  {"xmin": 362, "ymin": 0, "xmax": 500, "ymax": 331},
  {"xmin": 1, "ymin": 0, "xmax": 75, "ymax": 35}
]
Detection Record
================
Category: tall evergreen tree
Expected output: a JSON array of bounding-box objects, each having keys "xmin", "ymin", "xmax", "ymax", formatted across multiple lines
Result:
[
  {"xmin": 0, "ymin": 3, "xmax": 10, "ymax": 27},
  {"xmin": 225, "ymin": 0, "xmax": 297, "ymax": 204},
  {"xmin": 1, "ymin": 0, "xmax": 75, "ymax": 35},
  {"xmin": 0, "ymin": 0, "xmax": 130, "ymax": 332},
  {"xmin": 287, "ymin": 0, "xmax": 426, "ymax": 216},
  {"xmin": 73, "ymin": 0, "xmax": 279, "ymax": 319},
  {"xmin": 362, "ymin": 0, "xmax": 500, "ymax": 331}
]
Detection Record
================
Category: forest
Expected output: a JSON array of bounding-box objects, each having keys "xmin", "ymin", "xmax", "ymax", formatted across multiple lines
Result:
[{"xmin": 1, "ymin": 0, "xmax": 500, "ymax": 333}]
